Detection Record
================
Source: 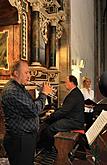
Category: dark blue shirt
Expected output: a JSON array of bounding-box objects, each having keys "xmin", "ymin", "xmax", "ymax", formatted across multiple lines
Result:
[{"xmin": 1, "ymin": 79, "xmax": 47, "ymax": 135}]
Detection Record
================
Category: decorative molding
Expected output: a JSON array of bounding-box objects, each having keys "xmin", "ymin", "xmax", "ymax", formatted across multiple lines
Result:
[
  {"xmin": 21, "ymin": 0, "xmax": 28, "ymax": 60},
  {"xmin": 21, "ymin": 12, "xmax": 28, "ymax": 60},
  {"xmin": 22, "ymin": 0, "xmax": 29, "ymax": 12},
  {"xmin": 29, "ymin": 65, "xmax": 48, "ymax": 81},
  {"xmin": 47, "ymin": 68, "xmax": 59, "ymax": 83},
  {"xmin": 40, "ymin": 13, "xmax": 50, "ymax": 44},
  {"xmin": 43, "ymin": 0, "xmax": 60, "ymax": 14},
  {"xmin": 8, "ymin": 0, "xmax": 22, "ymax": 23},
  {"xmin": 56, "ymin": 23, "xmax": 63, "ymax": 40},
  {"xmin": 29, "ymin": 65, "xmax": 59, "ymax": 83}
]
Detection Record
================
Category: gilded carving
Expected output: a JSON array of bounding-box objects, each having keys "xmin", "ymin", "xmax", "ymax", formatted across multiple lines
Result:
[
  {"xmin": 56, "ymin": 23, "xmax": 63, "ymax": 40},
  {"xmin": 8, "ymin": 0, "xmax": 22, "ymax": 23},
  {"xmin": 21, "ymin": 0, "xmax": 28, "ymax": 60},
  {"xmin": 30, "ymin": 0, "xmax": 44, "ymax": 11},
  {"xmin": 29, "ymin": 65, "xmax": 59, "ymax": 83},
  {"xmin": 40, "ymin": 13, "xmax": 50, "ymax": 43}
]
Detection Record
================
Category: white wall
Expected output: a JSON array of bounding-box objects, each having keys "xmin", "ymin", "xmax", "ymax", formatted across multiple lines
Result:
[{"xmin": 70, "ymin": 0, "xmax": 94, "ymax": 89}]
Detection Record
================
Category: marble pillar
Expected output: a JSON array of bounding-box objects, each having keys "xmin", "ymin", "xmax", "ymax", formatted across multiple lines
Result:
[
  {"xmin": 31, "ymin": 11, "xmax": 40, "ymax": 65},
  {"xmin": 49, "ymin": 25, "xmax": 56, "ymax": 68}
]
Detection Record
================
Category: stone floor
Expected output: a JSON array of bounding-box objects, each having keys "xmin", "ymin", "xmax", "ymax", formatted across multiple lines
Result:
[
  {"xmin": 0, "ymin": 132, "xmax": 107, "ymax": 165},
  {"xmin": 0, "ymin": 146, "xmax": 107, "ymax": 165}
]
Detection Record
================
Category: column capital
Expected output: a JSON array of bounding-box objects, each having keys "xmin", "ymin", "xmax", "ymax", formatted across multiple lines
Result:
[
  {"xmin": 30, "ymin": 0, "xmax": 44, "ymax": 11},
  {"xmin": 49, "ymin": 13, "xmax": 59, "ymax": 26}
]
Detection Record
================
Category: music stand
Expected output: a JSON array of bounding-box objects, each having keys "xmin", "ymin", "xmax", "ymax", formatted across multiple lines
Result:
[
  {"xmin": 86, "ymin": 110, "xmax": 107, "ymax": 145},
  {"xmin": 68, "ymin": 110, "xmax": 107, "ymax": 165}
]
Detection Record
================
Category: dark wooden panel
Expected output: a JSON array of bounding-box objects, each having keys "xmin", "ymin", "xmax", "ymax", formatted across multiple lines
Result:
[{"xmin": 0, "ymin": 0, "xmax": 18, "ymax": 26}]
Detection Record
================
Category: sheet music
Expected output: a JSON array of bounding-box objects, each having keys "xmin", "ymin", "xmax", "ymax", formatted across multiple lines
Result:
[{"xmin": 85, "ymin": 110, "xmax": 107, "ymax": 145}]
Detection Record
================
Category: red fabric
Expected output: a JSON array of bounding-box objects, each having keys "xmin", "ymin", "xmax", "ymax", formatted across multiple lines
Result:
[{"xmin": 71, "ymin": 130, "xmax": 85, "ymax": 134}]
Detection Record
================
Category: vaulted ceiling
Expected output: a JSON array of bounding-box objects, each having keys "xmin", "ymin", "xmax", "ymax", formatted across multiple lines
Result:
[{"xmin": 0, "ymin": 0, "xmax": 18, "ymax": 26}]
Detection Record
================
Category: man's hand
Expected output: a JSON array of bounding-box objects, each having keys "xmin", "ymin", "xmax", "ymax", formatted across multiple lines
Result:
[{"xmin": 42, "ymin": 82, "xmax": 53, "ymax": 96}]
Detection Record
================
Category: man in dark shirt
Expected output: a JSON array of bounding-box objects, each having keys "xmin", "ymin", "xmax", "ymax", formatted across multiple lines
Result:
[
  {"xmin": 40, "ymin": 75, "xmax": 85, "ymax": 152},
  {"xmin": 1, "ymin": 60, "xmax": 53, "ymax": 165}
]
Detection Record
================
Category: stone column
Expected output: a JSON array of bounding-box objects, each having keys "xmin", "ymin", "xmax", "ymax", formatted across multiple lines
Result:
[
  {"xmin": 49, "ymin": 21, "xmax": 57, "ymax": 68},
  {"xmin": 31, "ymin": 3, "xmax": 40, "ymax": 66}
]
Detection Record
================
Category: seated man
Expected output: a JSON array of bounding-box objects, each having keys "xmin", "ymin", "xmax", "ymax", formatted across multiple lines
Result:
[{"xmin": 39, "ymin": 75, "xmax": 85, "ymax": 153}]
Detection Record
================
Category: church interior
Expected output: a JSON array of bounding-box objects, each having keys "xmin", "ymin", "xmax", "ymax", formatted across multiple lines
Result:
[{"xmin": 0, "ymin": 0, "xmax": 107, "ymax": 164}]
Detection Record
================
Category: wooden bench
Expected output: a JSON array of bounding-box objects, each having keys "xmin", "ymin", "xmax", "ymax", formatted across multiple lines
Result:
[{"xmin": 54, "ymin": 130, "xmax": 84, "ymax": 165}]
